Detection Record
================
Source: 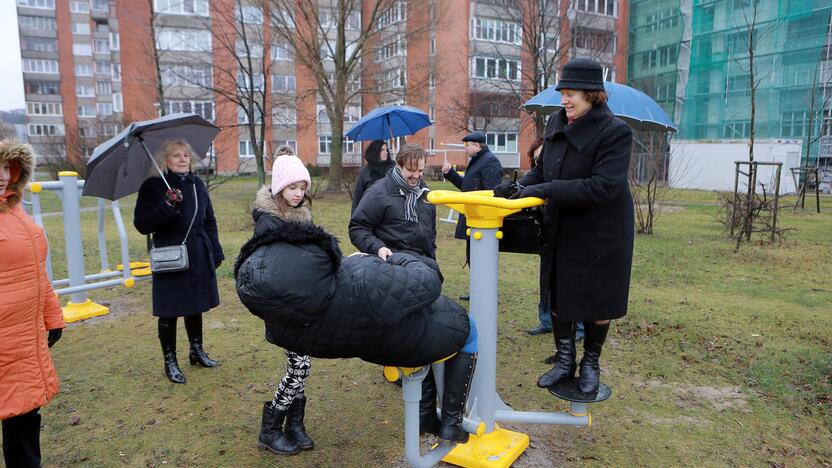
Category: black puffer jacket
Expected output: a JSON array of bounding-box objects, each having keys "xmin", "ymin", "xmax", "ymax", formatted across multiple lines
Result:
[{"xmin": 235, "ymin": 187, "xmax": 470, "ymax": 367}]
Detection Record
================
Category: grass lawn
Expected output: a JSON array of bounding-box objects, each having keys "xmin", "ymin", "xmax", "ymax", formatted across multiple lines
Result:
[{"xmin": 30, "ymin": 177, "xmax": 832, "ymax": 467}]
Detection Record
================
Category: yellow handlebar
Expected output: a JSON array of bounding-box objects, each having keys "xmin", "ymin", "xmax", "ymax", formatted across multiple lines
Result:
[{"xmin": 427, "ymin": 190, "xmax": 544, "ymax": 229}]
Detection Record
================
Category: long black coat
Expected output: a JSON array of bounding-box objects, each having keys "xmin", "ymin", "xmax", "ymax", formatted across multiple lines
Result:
[
  {"xmin": 443, "ymin": 148, "xmax": 503, "ymax": 239},
  {"xmin": 351, "ymin": 159, "xmax": 395, "ymax": 213},
  {"xmin": 134, "ymin": 172, "xmax": 224, "ymax": 318},
  {"xmin": 234, "ymin": 192, "xmax": 469, "ymax": 367},
  {"xmin": 348, "ymin": 173, "xmax": 439, "ymax": 273},
  {"xmin": 518, "ymin": 104, "xmax": 634, "ymax": 322}
]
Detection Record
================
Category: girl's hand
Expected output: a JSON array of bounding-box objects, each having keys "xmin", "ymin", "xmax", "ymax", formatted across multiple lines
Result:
[{"xmin": 377, "ymin": 247, "xmax": 393, "ymax": 261}]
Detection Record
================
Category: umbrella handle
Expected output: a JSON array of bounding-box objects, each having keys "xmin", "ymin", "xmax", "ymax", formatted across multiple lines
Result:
[{"xmin": 137, "ymin": 135, "xmax": 172, "ymax": 191}]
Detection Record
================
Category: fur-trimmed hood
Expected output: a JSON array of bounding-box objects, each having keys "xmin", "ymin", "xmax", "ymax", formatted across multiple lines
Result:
[
  {"xmin": 252, "ymin": 185, "xmax": 311, "ymax": 225},
  {"xmin": 0, "ymin": 140, "xmax": 35, "ymax": 212}
]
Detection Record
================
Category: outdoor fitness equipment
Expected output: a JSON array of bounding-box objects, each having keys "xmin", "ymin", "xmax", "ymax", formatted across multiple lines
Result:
[
  {"xmin": 393, "ymin": 190, "xmax": 610, "ymax": 468},
  {"xmin": 25, "ymin": 171, "xmax": 150, "ymax": 322}
]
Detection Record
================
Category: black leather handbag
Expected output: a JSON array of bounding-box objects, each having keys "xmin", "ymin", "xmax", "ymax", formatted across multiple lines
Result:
[{"xmin": 499, "ymin": 207, "xmax": 544, "ymax": 255}]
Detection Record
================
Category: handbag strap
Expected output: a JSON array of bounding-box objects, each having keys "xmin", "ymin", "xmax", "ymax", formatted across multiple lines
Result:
[{"xmin": 151, "ymin": 182, "xmax": 199, "ymax": 248}]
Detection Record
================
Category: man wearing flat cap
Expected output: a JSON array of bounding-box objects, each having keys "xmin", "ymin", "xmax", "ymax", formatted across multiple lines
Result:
[{"xmin": 442, "ymin": 131, "xmax": 503, "ymax": 299}]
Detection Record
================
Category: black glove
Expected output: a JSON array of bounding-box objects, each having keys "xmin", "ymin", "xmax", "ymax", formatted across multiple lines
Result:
[
  {"xmin": 48, "ymin": 328, "xmax": 62, "ymax": 348},
  {"xmin": 493, "ymin": 180, "xmax": 522, "ymax": 198},
  {"xmin": 164, "ymin": 188, "xmax": 183, "ymax": 207},
  {"xmin": 509, "ymin": 184, "xmax": 547, "ymax": 200}
]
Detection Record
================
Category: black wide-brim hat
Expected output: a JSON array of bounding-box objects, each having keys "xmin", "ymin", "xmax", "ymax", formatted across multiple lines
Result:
[{"xmin": 555, "ymin": 58, "xmax": 605, "ymax": 91}]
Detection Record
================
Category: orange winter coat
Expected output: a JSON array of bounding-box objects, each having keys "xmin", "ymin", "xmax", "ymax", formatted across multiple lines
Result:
[{"xmin": 0, "ymin": 141, "xmax": 65, "ymax": 420}]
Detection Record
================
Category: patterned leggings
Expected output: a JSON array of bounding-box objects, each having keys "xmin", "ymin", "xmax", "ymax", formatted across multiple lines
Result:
[{"xmin": 271, "ymin": 350, "xmax": 312, "ymax": 411}]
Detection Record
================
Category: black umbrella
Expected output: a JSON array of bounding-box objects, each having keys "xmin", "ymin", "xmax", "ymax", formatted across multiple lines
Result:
[{"xmin": 83, "ymin": 113, "xmax": 220, "ymax": 200}]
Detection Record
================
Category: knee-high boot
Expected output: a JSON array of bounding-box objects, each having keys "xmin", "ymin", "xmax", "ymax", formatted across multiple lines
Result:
[
  {"xmin": 184, "ymin": 314, "xmax": 218, "ymax": 367},
  {"xmin": 577, "ymin": 322, "xmax": 610, "ymax": 394},
  {"xmin": 438, "ymin": 352, "xmax": 477, "ymax": 443},
  {"xmin": 158, "ymin": 318, "xmax": 185, "ymax": 384},
  {"xmin": 537, "ymin": 320, "xmax": 576, "ymax": 388},
  {"xmin": 419, "ymin": 367, "xmax": 440, "ymax": 436}
]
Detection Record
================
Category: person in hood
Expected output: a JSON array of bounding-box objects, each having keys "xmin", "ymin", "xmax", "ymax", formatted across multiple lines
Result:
[
  {"xmin": 133, "ymin": 139, "xmax": 224, "ymax": 384},
  {"xmin": 236, "ymin": 149, "xmax": 479, "ymax": 447},
  {"xmin": 351, "ymin": 140, "xmax": 394, "ymax": 213},
  {"xmin": 0, "ymin": 140, "xmax": 66, "ymax": 467}
]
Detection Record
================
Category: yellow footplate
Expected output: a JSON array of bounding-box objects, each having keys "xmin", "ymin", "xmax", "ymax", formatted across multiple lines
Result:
[
  {"xmin": 442, "ymin": 425, "xmax": 530, "ymax": 468},
  {"xmin": 62, "ymin": 299, "xmax": 109, "ymax": 323}
]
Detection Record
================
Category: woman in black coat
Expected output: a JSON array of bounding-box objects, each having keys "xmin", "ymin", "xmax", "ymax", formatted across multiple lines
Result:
[
  {"xmin": 134, "ymin": 139, "xmax": 224, "ymax": 384},
  {"xmin": 351, "ymin": 140, "xmax": 394, "ymax": 213},
  {"xmin": 496, "ymin": 59, "xmax": 634, "ymax": 396}
]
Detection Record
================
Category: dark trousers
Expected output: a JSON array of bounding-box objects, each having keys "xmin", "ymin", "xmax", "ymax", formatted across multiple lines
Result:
[{"xmin": 2, "ymin": 408, "xmax": 41, "ymax": 468}]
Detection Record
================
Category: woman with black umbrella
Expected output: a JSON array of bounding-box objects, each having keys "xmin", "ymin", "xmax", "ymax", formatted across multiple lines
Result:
[
  {"xmin": 134, "ymin": 139, "xmax": 224, "ymax": 384},
  {"xmin": 496, "ymin": 58, "xmax": 634, "ymax": 395},
  {"xmin": 351, "ymin": 140, "xmax": 394, "ymax": 213}
]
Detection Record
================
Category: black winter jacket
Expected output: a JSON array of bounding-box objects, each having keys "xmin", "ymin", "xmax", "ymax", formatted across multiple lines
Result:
[
  {"xmin": 443, "ymin": 147, "xmax": 503, "ymax": 239},
  {"xmin": 235, "ymin": 187, "xmax": 469, "ymax": 367},
  {"xmin": 351, "ymin": 160, "xmax": 395, "ymax": 213}
]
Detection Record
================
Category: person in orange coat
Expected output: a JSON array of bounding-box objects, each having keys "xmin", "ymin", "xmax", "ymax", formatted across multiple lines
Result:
[{"xmin": 0, "ymin": 140, "xmax": 65, "ymax": 468}]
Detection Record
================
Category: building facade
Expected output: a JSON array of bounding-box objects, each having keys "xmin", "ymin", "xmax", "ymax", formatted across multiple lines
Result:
[{"xmin": 17, "ymin": 0, "xmax": 629, "ymax": 173}]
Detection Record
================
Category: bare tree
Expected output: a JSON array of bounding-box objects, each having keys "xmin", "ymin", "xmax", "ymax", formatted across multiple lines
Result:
[
  {"xmin": 803, "ymin": 57, "xmax": 832, "ymax": 167},
  {"xmin": 629, "ymin": 130, "xmax": 668, "ymax": 235}
]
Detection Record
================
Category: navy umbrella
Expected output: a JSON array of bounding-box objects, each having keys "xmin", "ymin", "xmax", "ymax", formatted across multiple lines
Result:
[
  {"xmin": 346, "ymin": 105, "xmax": 432, "ymax": 141},
  {"xmin": 83, "ymin": 113, "xmax": 219, "ymax": 200},
  {"xmin": 522, "ymin": 82, "xmax": 677, "ymax": 132}
]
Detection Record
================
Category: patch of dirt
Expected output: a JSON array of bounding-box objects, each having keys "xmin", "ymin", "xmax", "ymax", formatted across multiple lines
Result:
[{"xmin": 641, "ymin": 380, "xmax": 751, "ymax": 412}]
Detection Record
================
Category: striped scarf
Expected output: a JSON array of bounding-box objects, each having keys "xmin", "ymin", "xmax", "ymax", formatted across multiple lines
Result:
[{"xmin": 390, "ymin": 166, "xmax": 429, "ymax": 223}]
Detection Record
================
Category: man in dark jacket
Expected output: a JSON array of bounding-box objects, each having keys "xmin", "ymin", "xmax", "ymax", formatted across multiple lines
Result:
[{"xmin": 441, "ymin": 131, "xmax": 503, "ymax": 299}]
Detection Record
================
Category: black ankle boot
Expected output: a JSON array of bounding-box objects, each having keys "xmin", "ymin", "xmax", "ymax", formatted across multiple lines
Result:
[
  {"xmin": 438, "ymin": 352, "xmax": 477, "ymax": 443},
  {"xmin": 185, "ymin": 314, "xmax": 219, "ymax": 367},
  {"xmin": 577, "ymin": 322, "xmax": 610, "ymax": 394},
  {"xmin": 257, "ymin": 402, "xmax": 300, "ymax": 455},
  {"xmin": 284, "ymin": 396, "xmax": 314, "ymax": 450},
  {"xmin": 419, "ymin": 368, "xmax": 440, "ymax": 436},
  {"xmin": 158, "ymin": 318, "xmax": 185, "ymax": 384},
  {"xmin": 537, "ymin": 321, "xmax": 576, "ymax": 388}
]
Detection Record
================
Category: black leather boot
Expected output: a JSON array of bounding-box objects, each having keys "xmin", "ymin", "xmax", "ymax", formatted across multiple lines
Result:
[
  {"xmin": 578, "ymin": 322, "xmax": 610, "ymax": 394},
  {"xmin": 438, "ymin": 352, "xmax": 477, "ymax": 443},
  {"xmin": 419, "ymin": 368, "xmax": 440, "ymax": 436},
  {"xmin": 284, "ymin": 395, "xmax": 314, "ymax": 450},
  {"xmin": 257, "ymin": 402, "xmax": 300, "ymax": 455},
  {"xmin": 158, "ymin": 318, "xmax": 185, "ymax": 384},
  {"xmin": 537, "ymin": 321, "xmax": 576, "ymax": 388},
  {"xmin": 185, "ymin": 314, "xmax": 219, "ymax": 367}
]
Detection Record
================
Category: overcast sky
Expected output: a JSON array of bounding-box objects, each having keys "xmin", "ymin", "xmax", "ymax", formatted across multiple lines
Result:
[{"xmin": 0, "ymin": 1, "xmax": 24, "ymax": 111}]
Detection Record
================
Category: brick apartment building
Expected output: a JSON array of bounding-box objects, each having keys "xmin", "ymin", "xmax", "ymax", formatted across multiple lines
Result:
[{"xmin": 17, "ymin": 0, "xmax": 628, "ymax": 174}]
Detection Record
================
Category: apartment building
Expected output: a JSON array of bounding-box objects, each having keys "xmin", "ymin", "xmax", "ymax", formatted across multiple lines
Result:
[{"xmin": 18, "ymin": 0, "xmax": 629, "ymax": 173}]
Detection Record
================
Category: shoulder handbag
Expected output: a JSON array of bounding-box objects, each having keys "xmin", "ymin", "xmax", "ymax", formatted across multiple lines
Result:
[{"xmin": 150, "ymin": 184, "xmax": 198, "ymax": 274}]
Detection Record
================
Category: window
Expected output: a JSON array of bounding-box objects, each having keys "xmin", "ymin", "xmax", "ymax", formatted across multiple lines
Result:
[
  {"xmin": 23, "ymin": 59, "xmax": 59, "ymax": 74},
  {"xmin": 430, "ymin": 38, "xmax": 436, "ymax": 56},
  {"xmin": 575, "ymin": 0, "xmax": 617, "ymax": 17},
  {"xmin": 26, "ymin": 102, "xmax": 62, "ymax": 116},
  {"xmin": 92, "ymin": 0, "xmax": 109, "ymax": 11},
  {"xmin": 378, "ymin": 68, "xmax": 406, "ymax": 90},
  {"xmin": 72, "ymin": 22, "xmax": 91, "ymax": 35},
  {"xmin": 75, "ymin": 85, "xmax": 95, "ymax": 97},
  {"xmin": 377, "ymin": 2, "xmax": 406, "ymax": 30},
  {"xmin": 94, "ymin": 39, "xmax": 110, "ymax": 53},
  {"xmin": 73, "ymin": 43, "xmax": 93, "ymax": 56},
  {"xmin": 270, "ymin": 9, "xmax": 295, "ymax": 29},
  {"xmin": 429, "ymin": 72, "xmax": 435, "ymax": 89},
  {"xmin": 472, "ymin": 57, "xmax": 521, "ymax": 81},
  {"xmin": 273, "ymin": 107, "xmax": 297, "ymax": 126},
  {"xmin": 156, "ymin": 28, "xmax": 212, "ymax": 52},
  {"xmin": 96, "ymin": 81, "xmax": 111, "ymax": 94},
  {"xmin": 320, "ymin": 9, "xmax": 360, "ymax": 29},
  {"xmin": 153, "ymin": 0, "xmax": 209, "ymax": 16},
  {"xmin": 25, "ymin": 80, "xmax": 60, "ymax": 95},
  {"xmin": 271, "ymin": 43, "xmax": 293, "ymax": 61},
  {"xmin": 485, "ymin": 132, "xmax": 518, "ymax": 153},
  {"xmin": 70, "ymin": 1, "xmax": 89, "ymax": 13},
  {"xmin": 95, "ymin": 61, "xmax": 111, "ymax": 74},
  {"xmin": 237, "ymin": 73, "xmax": 265, "ymax": 92},
  {"xmin": 317, "ymin": 104, "xmax": 330, "ymax": 123},
  {"xmin": 573, "ymin": 28, "xmax": 615, "ymax": 53},
  {"xmin": 77, "ymin": 105, "xmax": 96, "ymax": 117},
  {"xmin": 160, "ymin": 64, "xmax": 212, "ymax": 87},
  {"xmin": 110, "ymin": 32, "xmax": 120, "ymax": 50},
  {"xmin": 20, "ymin": 37, "xmax": 58, "ymax": 53},
  {"xmin": 727, "ymin": 30, "xmax": 750, "ymax": 55},
  {"xmin": 236, "ymin": 4, "xmax": 263, "ymax": 24},
  {"xmin": 726, "ymin": 75, "xmax": 750, "ymax": 96},
  {"xmin": 112, "ymin": 92, "xmax": 122, "ymax": 112},
  {"xmin": 471, "ymin": 18, "xmax": 522, "ymax": 45},
  {"xmin": 79, "ymin": 126, "xmax": 96, "ymax": 137},
  {"xmin": 164, "ymin": 100, "xmax": 215, "ymax": 120},
  {"xmin": 17, "ymin": 0, "xmax": 55, "ymax": 9},
  {"xmin": 239, "ymin": 140, "xmax": 255, "ymax": 158},
  {"xmin": 271, "ymin": 74, "xmax": 296, "ymax": 93},
  {"xmin": 272, "ymin": 140, "xmax": 297, "ymax": 152},
  {"xmin": 97, "ymin": 102, "xmax": 113, "ymax": 116},
  {"xmin": 236, "ymin": 39, "xmax": 264, "ymax": 58},
  {"xmin": 111, "ymin": 63, "xmax": 121, "ymax": 81},
  {"xmin": 28, "ymin": 124, "xmax": 64, "ymax": 136},
  {"xmin": 318, "ymin": 135, "xmax": 357, "ymax": 154},
  {"xmin": 429, "ymin": 104, "xmax": 435, "ymax": 121},
  {"xmin": 723, "ymin": 121, "xmax": 750, "ymax": 138},
  {"xmin": 19, "ymin": 16, "xmax": 57, "ymax": 31},
  {"xmin": 429, "ymin": 138, "xmax": 435, "ymax": 150},
  {"xmin": 95, "ymin": 21, "xmax": 110, "ymax": 33},
  {"xmin": 238, "ymin": 106, "xmax": 263, "ymax": 124},
  {"xmin": 781, "ymin": 111, "xmax": 808, "ymax": 138},
  {"xmin": 75, "ymin": 64, "xmax": 93, "ymax": 76},
  {"xmin": 101, "ymin": 123, "xmax": 117, "ymax": 137},
  {"xmin": 376, "ymin": 34, "xmax": 406, "ymax": 61},
  {"xmin": 345, "ymin": 105, "xmax": 361, "ymax": 123}
]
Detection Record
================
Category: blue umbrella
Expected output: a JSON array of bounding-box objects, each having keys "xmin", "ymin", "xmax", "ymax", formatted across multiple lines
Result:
[
  {"xmin": 346, "ymin": 105, "xmax": 432, "ymax": 141},
  {"xmin": 83, "ymin": 113, "xmax": 219, "ymax": 200},
  {"xmin": 522, "ymin": 82, "xmax": 677, "ymax": 132}
]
